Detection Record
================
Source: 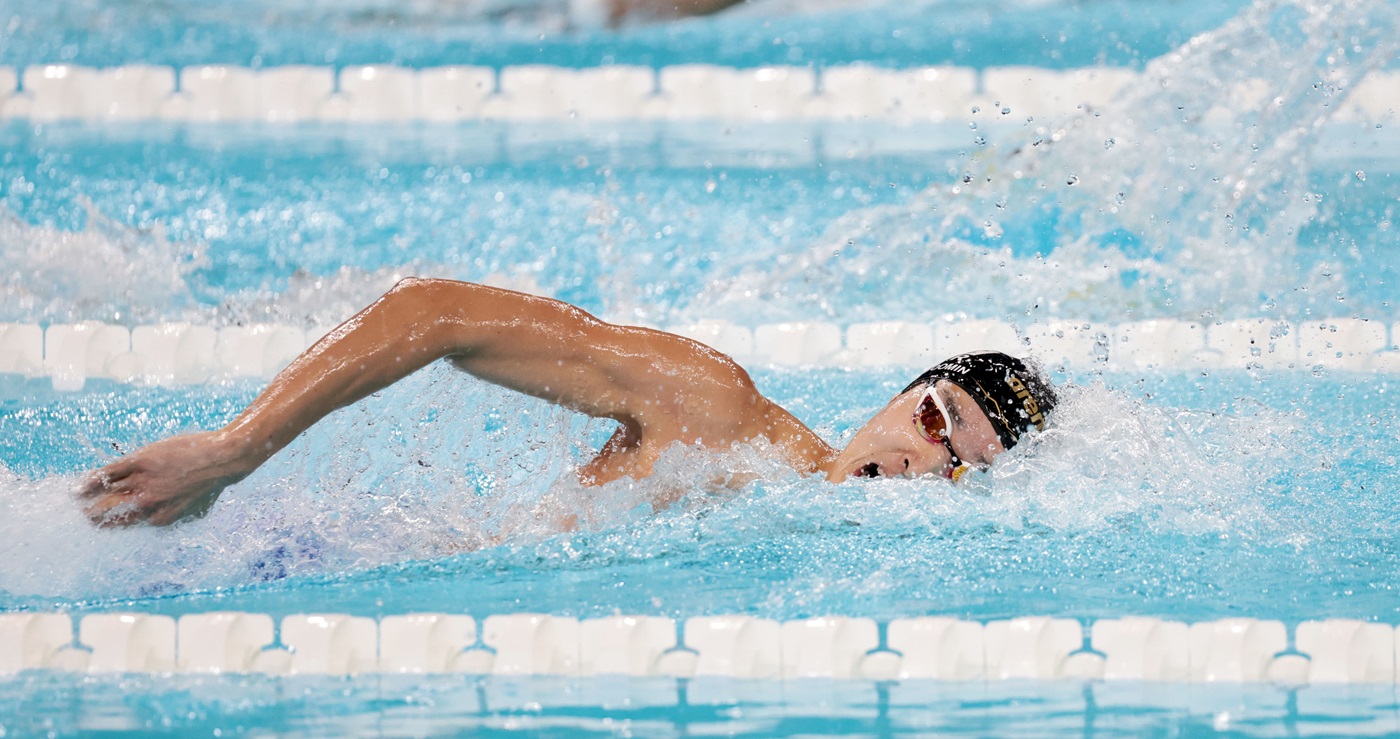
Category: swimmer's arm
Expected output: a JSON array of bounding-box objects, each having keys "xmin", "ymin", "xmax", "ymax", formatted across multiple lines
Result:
[
  {"xmin": 220, "ymin": 277, "xmax": 750, "ymax": 468},
  {"xmin": 81, "ymin": 277, "xmax": 758, "ymax": 526}
]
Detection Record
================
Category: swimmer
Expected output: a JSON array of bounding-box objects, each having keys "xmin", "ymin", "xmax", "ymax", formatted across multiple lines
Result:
[{"xmin": 78, "ymin": 278, "xmax": 1057, "ymax": 527}]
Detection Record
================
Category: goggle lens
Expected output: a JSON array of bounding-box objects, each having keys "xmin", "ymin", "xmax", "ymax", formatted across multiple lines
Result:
[
  {"xmin": 915, "ymin": 391, "xmax": 949, "ymax": 444},
  {"xmin": 915, "ymin": 388, "xmax": 971, "ymax": 481}
]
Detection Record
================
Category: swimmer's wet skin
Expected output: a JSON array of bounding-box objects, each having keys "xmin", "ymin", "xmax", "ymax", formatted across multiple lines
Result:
[{"xmin": 78, "ymin": 278, "xmax": 1058, "ymax": 527}]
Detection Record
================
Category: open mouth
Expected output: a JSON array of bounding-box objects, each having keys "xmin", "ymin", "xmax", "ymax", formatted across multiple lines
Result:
[{"xmin": 855, "ymin": 462, "xmax": 881, "ymax": 478}]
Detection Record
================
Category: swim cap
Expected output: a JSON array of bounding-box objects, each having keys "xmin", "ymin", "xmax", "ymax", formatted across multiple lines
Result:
[{"xmin": 901, "ymin": 351, "xmax": 1057, "ymax": 450}]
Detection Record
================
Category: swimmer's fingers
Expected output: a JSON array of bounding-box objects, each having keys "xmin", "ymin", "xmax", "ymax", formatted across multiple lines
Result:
[
  {"xmin": 81, "ymin": 474, "xmax": 167, "ymax": 527},
  {"xmin": 83, "ymin": 489, "xmax": 149, "ymax": 528},
  {"xmin": 77, "ymin": 459, "xmax": 138, "ymax": 500}
]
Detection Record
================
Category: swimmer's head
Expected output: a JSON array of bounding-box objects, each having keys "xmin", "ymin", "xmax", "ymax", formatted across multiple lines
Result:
[
  {"xmin": 826, "ymin": 351, "xmax": 1058, "ymax": 482},
  {"xmin": 900, "ymin": 351, "xmax": 1058, "ymax": 452}
]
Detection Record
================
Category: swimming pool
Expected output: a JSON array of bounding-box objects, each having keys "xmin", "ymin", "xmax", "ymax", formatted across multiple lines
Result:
[{"xmin": 2, "ymin": 0, "xmax": 1399, "ymax": 734}]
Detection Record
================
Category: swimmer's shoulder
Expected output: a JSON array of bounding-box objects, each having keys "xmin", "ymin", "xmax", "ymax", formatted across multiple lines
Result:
[
  {"xmin": 607, "ymin": 325, "xmax": 832, "ymax": 470},
  {"xmin": 753, "ymin": 399, "xmax": 834, "ymax": 473}
]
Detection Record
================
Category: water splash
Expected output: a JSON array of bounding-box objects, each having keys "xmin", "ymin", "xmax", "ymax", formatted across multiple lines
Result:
[
  {"xmin": 0, "ymin": 366, "xmax": 1316, "ymax": 606},
  {"xmin": 693, "ymin": 0, "xmax": 1398, "ymax": 324},
  {"xmin": 0, "ymin": 202, "xmax": 210, "ymax": 325}
]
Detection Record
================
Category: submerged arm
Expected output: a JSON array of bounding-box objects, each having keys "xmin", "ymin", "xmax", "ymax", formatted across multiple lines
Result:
[{"xmin": 80, "ymin": 277, "xmax": 758, "ymax": 527}]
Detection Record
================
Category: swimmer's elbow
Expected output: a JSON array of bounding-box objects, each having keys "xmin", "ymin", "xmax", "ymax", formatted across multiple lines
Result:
[
  {"xmin": 372, "ymin": 277, "xmax": 470, "ymax": 352},
  {"xmin": 386, "ymin": 275, "xmax": 449, "ymax": 300}
]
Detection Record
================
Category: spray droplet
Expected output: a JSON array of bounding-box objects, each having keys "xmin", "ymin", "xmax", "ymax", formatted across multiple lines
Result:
[
  {"xmin": 1104, "ymin": 138, "xmax": 1115, "ymax": 149},
  {"xmin": 1354, "ymin": 170, "xmax": 1366, "ymax": 182}
]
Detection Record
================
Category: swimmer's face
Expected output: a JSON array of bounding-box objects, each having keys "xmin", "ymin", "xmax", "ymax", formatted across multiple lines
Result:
[{"xmin": 827, "ymin": 380, "xmax": 1006, "ymax": 483}]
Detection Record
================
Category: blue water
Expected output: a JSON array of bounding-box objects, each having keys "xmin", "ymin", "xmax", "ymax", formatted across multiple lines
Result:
[
  {"xmin": 0, "ymin": 0, "xmax": 1260, "ymax": 71},
  {"xmin": 3, "ymin": 674, "xmax": 1397, "ymax": 736},
  {"xmin": 1, "ymin": 121, "xmax": 1395, "ymax": 327},
  {"xmin": 2, "ymin": 0, "xmax": 1400, "ymax": 735},
  {"xmin": 3, "ymin": 363, "xmax": 1398, "ymax": 628}
]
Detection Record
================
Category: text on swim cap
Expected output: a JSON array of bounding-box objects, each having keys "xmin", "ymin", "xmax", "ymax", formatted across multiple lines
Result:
[{"xmin": 1004, "ymin": 375, "xmax": 1045, "ymax": 428}]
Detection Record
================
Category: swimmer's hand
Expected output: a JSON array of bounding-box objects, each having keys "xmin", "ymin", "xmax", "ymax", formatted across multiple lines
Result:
[{"xmin": 78, "ymin": 432, "xmax": 252, "ymax": 527}]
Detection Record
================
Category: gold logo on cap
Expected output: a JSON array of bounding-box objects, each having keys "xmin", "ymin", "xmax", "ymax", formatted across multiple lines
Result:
[{"xmin": 1005, "ymin": 375, "xmax": 1045, "ymax": 428}]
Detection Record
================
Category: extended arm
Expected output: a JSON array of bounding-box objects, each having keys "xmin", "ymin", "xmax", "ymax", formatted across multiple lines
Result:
[{"xmin": 79, "ymin": 277, "xmax": 758, "ymax": 526}]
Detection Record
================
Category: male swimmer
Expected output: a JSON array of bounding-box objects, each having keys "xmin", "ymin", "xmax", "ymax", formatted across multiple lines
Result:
[{"xmin": 79, "ymin": 278, "xmax": 1058, "ymax": 527}]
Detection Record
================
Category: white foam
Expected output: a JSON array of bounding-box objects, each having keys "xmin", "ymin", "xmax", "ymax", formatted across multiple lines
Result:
[{"xmin": 0, "ymin": 205, "xmax": 209, "ymax": 325}]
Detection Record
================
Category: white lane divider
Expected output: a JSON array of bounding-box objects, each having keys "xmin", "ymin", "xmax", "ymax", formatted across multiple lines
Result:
[
  {"xmin": 40, "ymin": 322, "xmax": 131, "ymax": 392},
  {"xmin": 75, "ymin": 612, "xmax": 177, "ymax": 673},
  {"xmin": 0, "ymin": 613, "xmax": 72, "ymax": 673},
  {"xmin": 1092, "ymin": 616, "xmax": 1191, "ymax": 681},
  {"xmin": 1295, "ymin": 619, "xmax": 1396, "ymax": 684},
  {"xmin": 175, "ymin": 611, "xmax": 277, "ymax": 674},
  {"xmin": 0, "ymin": 323, "xmax": 42, "ymax": 376},
  {"xmin": 779, "ymin": 616, "xmax": 879, "ymax": 680},
  {"xmin": 378, "ymin": 613, "xmax": 478, "ymax": 675},
  {"xmin": 276, "ymin": 614, "xmax": 379, "ymax": 676},
  {"xmin": 985, "ymin": 616, "xmax": 1094, "ymax": 680},
  {"xmin": 578, "ymin": 615, "xmax": 677, "ymax": 678},
  {"xmin": 0, "ymin": 318, "xmax": 1396, "ymax": 389},
  {"xmin": 0, "ymin": 63, "xmax": 1394, "ymax": 124},
  {"xmin": 676, "ymin": 615, "xmax": 781, "ymax": 679},
  {"xmin": 1188, "ymin": 618, "xmax": 1289, "ymax": 683},
  {"xmin": 3, "ymin": 612, "xmax": 1398, "ymax": 684},
  {"xmin": 815, "ymin": 65, "xmax": 976, "ymax": 121},
  {"xmin": 886, "ymin": 616, "xmax": 985, "ymax": 680},
  {"xmin": 479, "ymin": 613, "xmax": 581, "ymax": 676}
]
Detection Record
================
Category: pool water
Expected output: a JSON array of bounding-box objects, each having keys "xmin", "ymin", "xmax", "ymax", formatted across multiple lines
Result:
[
  {"xmin": 3, "ymin": 361, "xmax": 1398, "ymax": 623},
  {"xmin": 4, "ymin": 673, "xmax": 1398, "ymax": 736},
  {"xmin": 2, "ymin": 0, "xmax": 1399, "ymax": 735},
  {"xmin": 0, "ymin": 0, "xmax": 1262, "ymax": 71}
]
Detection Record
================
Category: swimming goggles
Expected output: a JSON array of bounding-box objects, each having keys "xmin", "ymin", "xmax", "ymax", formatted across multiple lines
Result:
[{"xmin": 913, "ymin": 386, "xmax": 973, "ymax": 482}]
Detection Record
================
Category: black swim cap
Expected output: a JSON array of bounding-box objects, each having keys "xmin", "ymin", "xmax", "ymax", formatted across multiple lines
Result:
[{"xmin": 902, "ymin": 351, "xmax": 1057, "ymax": 450}]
